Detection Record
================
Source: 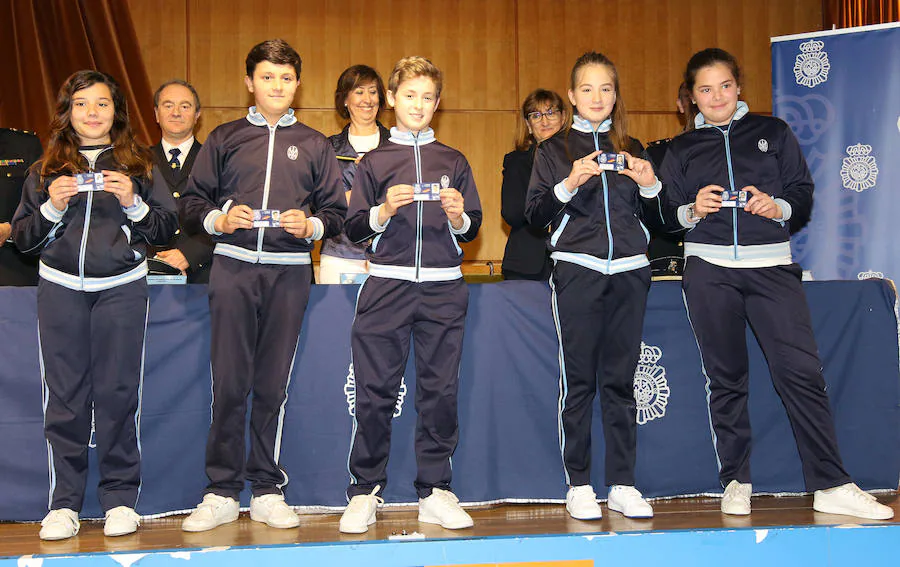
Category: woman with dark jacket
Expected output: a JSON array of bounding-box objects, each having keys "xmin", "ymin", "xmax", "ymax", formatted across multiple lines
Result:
[
  {"xmin": 321, "ymin": 65, "xmax": 390, "ymax": 283},
  {"xmin": 501, "ymin": 89, "xmax": 567, "ymax": 280}
]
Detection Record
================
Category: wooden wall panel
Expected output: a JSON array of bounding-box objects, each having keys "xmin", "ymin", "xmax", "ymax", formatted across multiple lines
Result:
[
  {"xmin": 127, "ymin": 0, "xmax": 188, "ymax": 93},
  {"xmin": 129, "ymin": 0, "xmax": 824, "ymax": 262}
]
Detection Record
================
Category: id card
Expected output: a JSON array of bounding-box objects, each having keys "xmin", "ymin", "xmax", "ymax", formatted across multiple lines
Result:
[
  {"xmin": 76, "ymin": 172, "xmax": 104, "ymax": 192},
  {"xmin": 597, "ymin": 153, "xmax": 626, "ymax": 172},
  {"xmin": 252, "ymin": 209, "xmax": 281, "ymax": 227},
  {"xmin": 413, "ymin": 182, "xmax": 441, "ymax": 202},
  {"xmin": 720, "ymin": 190, "xmax": 748, "ymax": 208}
]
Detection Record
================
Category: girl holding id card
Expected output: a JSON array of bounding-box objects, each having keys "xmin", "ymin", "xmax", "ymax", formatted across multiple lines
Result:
[
  {"xmin": 13, "ymin": 70, "xmax": 177, "ymax": 540},
  {"xmin": 526, "ymin": 51, "xmax": 665, "ymax": 522}
]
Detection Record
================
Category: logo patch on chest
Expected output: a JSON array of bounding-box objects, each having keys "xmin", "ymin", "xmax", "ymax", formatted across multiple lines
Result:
[
  {"xmin": 757, "ymin": 139, "xmax": 769, "ymax": 152},
  {"xmin": 286, "ymin": 145, "xmax": 299, "ymax": 160}
]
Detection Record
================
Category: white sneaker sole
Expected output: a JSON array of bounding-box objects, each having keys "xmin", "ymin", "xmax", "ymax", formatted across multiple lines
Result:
[
  {"xmin": 813, "ymin": 502, "xmax": 893, "ymax": 520},
  {"xmin": 39, "ymin": 529, "xmax": 79, "ymax": 541},
  {"xmin": 181, "ymin": 511, "xmax": 239, "ymax": 532},
  {"xmin": 565, "ymin": 505, "xmax": 603, "ymax": 521},
  {"xmin": 417, "ymin": 511, "xmax": 473, "ymax": 529},
  {"xmin": 608, "ymin": 503, "xmax": 653, "ymax": 519},
  {"xmin": 104, "ymin": 524, "xmax": 138, "ymax": 537},
  {"xmin": 339, "ymin": 512, "xmax": 376, "ymax": 534},
  {"xmin": 250, "ymin": 512, "xmax": 300, "ymax": 529}
]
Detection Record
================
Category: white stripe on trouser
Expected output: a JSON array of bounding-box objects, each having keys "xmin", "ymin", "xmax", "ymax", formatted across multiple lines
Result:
[
  {"xmin": 134, "ymin": 296, "xmax": 150, "ymax": 507},
  {"xmin": 548, "ymin": 273, "xmax": 572, "ymax": 486},
  {"xmin": 37, "ymin": 325, "xmax": 56, "ymax": 509},
  {"xmin": 681, "ymin": 288, "xmax": 724, "ymax": 477},
  {"xmin": 273, "ymin": 333, "xmax": 302, "ymax": 491},
  {"xmin": 345, "ymin": 279, "xmax": 368, "ymax": 491}
]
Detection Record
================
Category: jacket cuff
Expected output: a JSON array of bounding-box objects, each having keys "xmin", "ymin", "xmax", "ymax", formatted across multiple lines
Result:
[
  {"xmin": 677, "ymin": 204, "xmax": 700, "ymax": 229},
  {"xmin": 773, "ymin": 198, "xmax": 792, "ymax": 223},
  {"xmin": 639, "ymin": 177, "xmax": 662, "ymax": 198},
  {"xmin": 122, "ymin": 194, "xmax": 149, "ymax": 222},
  {"xmin": 449, "ymin": 212, "xmax": 472, "ymax": 235},
  {"xmin": 554, "ymin": 179, "xmax": 578, "ymax": 203},
  {"xmin": 204, "ymin": 210, "xmax": 225, "ymax": 236},
  {"xmin": 40, "ymin": 200, "xmax": 66, "ymax": 223},
  {"xmin": 369, "ymin": 205, "xmax": 390, "ymax": 232},
  {"xmin": 307, "ymin": 216, "xmax": 324, "ymax": 240}
]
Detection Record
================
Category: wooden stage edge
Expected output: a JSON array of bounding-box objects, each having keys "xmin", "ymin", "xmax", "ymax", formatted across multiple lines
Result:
[{"xmin": 1, "ymin": 492, "xmax": 898, "ymax": 558}]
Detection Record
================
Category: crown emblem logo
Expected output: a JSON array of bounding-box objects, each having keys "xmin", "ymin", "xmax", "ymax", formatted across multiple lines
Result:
[
  {"xmin": 633, "ymin": 342, "xmax": 670, "ymax": 425},
  {"xmin": 345, "ymin": 363, "xmax": 407, "ymax": 418},
  {"xmin": 793, "ymin": 40, "xmax": 831, "ymax": 88},
  {"xmin": 840, "ymin": 143, "xmax": 878, "ymax": 192}
]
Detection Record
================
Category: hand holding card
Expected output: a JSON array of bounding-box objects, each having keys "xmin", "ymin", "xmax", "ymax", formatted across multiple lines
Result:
[
  {"xmin": 47, "ymin": 175, "xmax": 80, "ymax": 211},
  {"xmin": 75, "ymin": 172, "xmax": 104, "ymax": 192},
  {"xmin": 252, "ymin": 209, "xmax": 281, "ymax": 227}
]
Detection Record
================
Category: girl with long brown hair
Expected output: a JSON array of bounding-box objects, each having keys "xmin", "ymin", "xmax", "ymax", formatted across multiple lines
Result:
[{"xmin": 12, "ymin": 69, "xmax": 177, "ymax": 540}]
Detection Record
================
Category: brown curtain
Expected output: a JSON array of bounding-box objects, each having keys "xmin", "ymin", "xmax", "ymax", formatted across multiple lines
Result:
[
  {"xmin": 0, "ymin": 0, "xmax": 156, "ymax": 145},
  {"xmin": 824, "ymin": 0, "xmax": 900, "ymax": 28}
]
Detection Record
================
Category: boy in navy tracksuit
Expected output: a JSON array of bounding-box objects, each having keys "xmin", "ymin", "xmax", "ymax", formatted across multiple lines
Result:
[
  {"xmin": 338, "ymin": 56, "xmax": 482, "ymax": 534},
  {"xmin": 178, "ymin": 39, "xmax": 346, "ymax": 532},
  {"xmin": 526, "ymin": 52, "xmax": 663, "ymax": 521},
  {"xmin": 13, "ymin": 70, "xmax": 178, "ymax": 540},
  {"xmin": 663, "ymin": 48, "xmax": 892, "ymax": 520}
]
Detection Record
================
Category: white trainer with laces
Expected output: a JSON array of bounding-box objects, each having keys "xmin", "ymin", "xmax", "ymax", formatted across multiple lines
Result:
[
  {"xmin": 182, "ymin": 493, "xmax": 240, "ymax": 532},
  {"xmin": 721, "ymin": 480, "xmax": 752, "ymax": 516},
  {"xmin": 39, "ymin": 508, "xmax": 80, "ymax": 541},
  {"xmin": 104, "ymin": 506, "xmax": 140, "ymax": 536},
  {"xmin": 813, "ymin": 483, "xmax": 894, "ymax": 520},
  {"xmin": 418, "ymin": 488, "xmax": 474, "ymax": 529},
  {"xmin": 339, "ymin": 485, "xmax": 384, "ymax": 534},
  {"xmin": 607, "ymin": 485, "xmax": 654, "ymax": 518},
  {"xmin": 566, "ymin": 485, "xmax": 603, "ymax": 520},
  {"xmin": 250, "ymin": 493, "xmax": 300, "ymax": 528}
]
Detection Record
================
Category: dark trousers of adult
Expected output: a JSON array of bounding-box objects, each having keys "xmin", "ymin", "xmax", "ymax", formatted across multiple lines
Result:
[
  {"xmin": 550, "ymin": 261, "xmax": 650, "ymax": 488},
  {"xmin": 205, "ymin": 256, "xmax": 311, "ymax": 499},
  {"xmin": 38, "ymin": 277, "xmax": 148, "ymax": 513},
  {"xmin": 347, "ymin": 276, "xmax": 468, "ymax": 499},
  {"xmin": 682, "ymin": 257, "xmax": 851, "ymax": 491}
]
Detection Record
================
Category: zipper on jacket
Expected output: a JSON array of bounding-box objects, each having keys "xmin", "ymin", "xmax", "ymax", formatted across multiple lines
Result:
[
  {"xmin": 717, "ymin": 125, "xmax": 740, "ymax": 260},
  {"xmin": 78, "ymin": 147, "xmax": 113, "ymax": 286},
  {"xmin": 257, "ymin": 124, "xmax": 278, "ymax": 255},
  {"xmin": 591, "ymin": 130, "xmax": 614, "ymax": 270},
  {"xmin": 412, "ymin": 133, "xmax": 423, "ymax": 282}
]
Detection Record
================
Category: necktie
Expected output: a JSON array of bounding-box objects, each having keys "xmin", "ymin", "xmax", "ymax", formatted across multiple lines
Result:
[{"xmin": 168, "ymin": 148, "xmax": 181, "ymax": 171}]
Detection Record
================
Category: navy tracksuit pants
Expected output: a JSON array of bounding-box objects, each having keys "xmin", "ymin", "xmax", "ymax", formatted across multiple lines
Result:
[
  {"xmin": 347, "ymin": 276, "xmax": 468, "ymax": 499},
  {"xmin": 550, "ymin": 261, "xmax": 650, "ymax": 488},
  {"xmin": 682, "ymin": 257, "xmax": 850, "ymax": 491},
  {"xmin": 204, "ymin": 256, "xmax": 311, "ymax": 499},
  {"xmin": 38, "ymin": 277, "xmax": 148, "ymax": 513}
]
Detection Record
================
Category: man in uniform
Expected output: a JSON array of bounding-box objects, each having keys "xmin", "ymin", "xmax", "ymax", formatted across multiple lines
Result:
[
  {"xmin": 150, "ymin": 80, "xmax": 213, "ymax": 283},
  {"xmin": 0, "ymin": 127, "xmax": 42, "ymax": 285}
]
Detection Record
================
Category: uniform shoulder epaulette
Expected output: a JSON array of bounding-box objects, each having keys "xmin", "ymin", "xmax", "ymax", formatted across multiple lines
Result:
[
  {"xmin": 647, "ymin": 138, "xmax": 672, "ymax": 147},
  {"xmin": 6, "ymin": 127, "xmax": 37, "ymax": 136}
]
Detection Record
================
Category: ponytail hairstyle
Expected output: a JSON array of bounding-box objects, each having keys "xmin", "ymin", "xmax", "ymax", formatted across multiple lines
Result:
[{"xmin": 40, "ymin": 70, "xmax": 152, "ymax": 182}]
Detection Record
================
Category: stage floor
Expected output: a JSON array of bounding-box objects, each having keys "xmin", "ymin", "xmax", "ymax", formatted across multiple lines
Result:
[{"xmin": 2, "ymin": 492, "xmax": 898, "ymax": 558}]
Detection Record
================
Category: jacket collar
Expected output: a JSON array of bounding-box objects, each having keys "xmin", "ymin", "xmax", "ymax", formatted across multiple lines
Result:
[
  {"xmin": 389, "ymin": 127, "xmax": 435, "ymax": 146},
  {"xmin": 695, "ymin": 101, "xmax": 749, "ymax": 129},
  {"xmin": 246, "ymin": 106, "xmax": 297, "ymax": 127},
  {"xmin": 571, "ymin": 115, "xmax": 611, "ymax": 134}
]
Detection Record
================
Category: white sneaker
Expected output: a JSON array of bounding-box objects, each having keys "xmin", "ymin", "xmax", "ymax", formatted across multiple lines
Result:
[
  {"xmin": 418, "ymin": 488, "xmax": 474, "ymax": 529},
  {"xmin": 339, "ymin": 485, "xmax": 383, "ymax": 534},
  {"xmin": 566, "ymin": 485, "xmax": 603, "ymax": 520},
  {"xmin": 182, "ymin": 493, "xmax": 240, "ymax": 532},
  {"xmin": 607, "ymin": 485, "xmax": 654, "ymax": 518},
  {"xmin": 721, "ymin": 480, "xmax": 752, "ymax": 515},
  {"xmin": 39, "ymin": 509, "xmax": 80, "ymax": 541},
  {"xmin": 813, "ymin": 483, "xmax": 895, "ymax": 520},
  {"xmin": 250, "ymin": 494, "xmax": 300, "ymax": 528},
  {"xmin": 103, "ymin": 506, "xmax": 140, "ymax": 536}
]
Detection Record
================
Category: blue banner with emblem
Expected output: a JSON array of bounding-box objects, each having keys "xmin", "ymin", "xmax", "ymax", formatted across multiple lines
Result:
[{"xmin": 772, "ymin": 22, "xmax": 900, "ymax": 281}]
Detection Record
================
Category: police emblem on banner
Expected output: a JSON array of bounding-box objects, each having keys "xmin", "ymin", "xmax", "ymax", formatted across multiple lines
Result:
[
  {"xmin": 857, "ymin": 270, "xmax": 884, "ymax": 280},
  {"xmin": 840, "ymin": 143, "xmax": 878, "ymax": 192},
  {"xmin": 286, "ymin": 145, "xmax": 299, "ymax": 160},
  {"xmin": 344, "ymin": 363, "xmax": 407, "ymax": 418},
  {"xmin": 633, "ymin": 342, "xmax": 670, "ymax": 425},
  {"xmin": 793, "ymin": 40, "xmax": 830, "ymax": 88}
]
